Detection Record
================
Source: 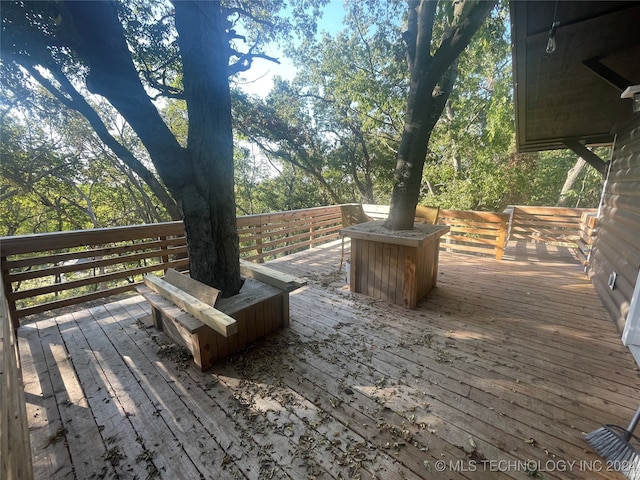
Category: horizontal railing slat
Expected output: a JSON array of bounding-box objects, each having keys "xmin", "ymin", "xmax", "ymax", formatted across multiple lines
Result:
[
  {"xmin": 14, "ymin": 284, "xmax": 142, "ymax": 319},
  {"xmin": 3, "ymin": 236, "xmax": 186, "ymax": 270},
  {"xmin": 8, "ymin": 258, "xmax": 190, "ymax": 302},
  {"xmin": 439, "ymin": 209, "xmax": 509, "ymax": 223},
  {"xmin": 445, "ymin": 234, "xmax": 500, "ymax": 247},
  {"xmin": 440, "ymin": 243, "xmax": 497, "ymax": 254},
  {"xmin": 0, "ymin": 222, "xmax": 185, "ymax": 256},
  {"xmin": 7, "ymin": 246, "xmax": 188, "ymax": 283},
  {"xmin": 511, "ymin": 206, "xmax": 587, "ymax": 216}
]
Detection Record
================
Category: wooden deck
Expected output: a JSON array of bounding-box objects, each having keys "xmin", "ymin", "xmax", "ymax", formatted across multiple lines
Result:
[{"xmin": 18, "ymin": 240, "xmax": 639, "ymax": 480}]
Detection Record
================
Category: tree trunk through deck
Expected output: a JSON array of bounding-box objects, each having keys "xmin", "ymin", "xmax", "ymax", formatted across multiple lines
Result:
[
  {"xmin": 63, "ymin": 0, "xmax": 242, "ymax": 296},
  {"xmin": 384, "ymin": 0, "xmax": 497, "ymax": 231},
  {"xmin": 174, "ymin": 1, "xmax": 242, "ymax": 296}
]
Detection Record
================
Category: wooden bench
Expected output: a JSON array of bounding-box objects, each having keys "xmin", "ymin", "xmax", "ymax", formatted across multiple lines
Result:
[{"xmin": 136, "ymin": 262, "xmax": 305, "ymax": 370}]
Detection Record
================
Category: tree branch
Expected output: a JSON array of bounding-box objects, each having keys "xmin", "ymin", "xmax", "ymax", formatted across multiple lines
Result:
[
  {"xmin": 224, "ymin": 6, "xmax": 277, "ymax": 30},
  {"xmin": 21, "ymin": 59, "xmax": 182, "ymax": 220},
  {"xmin": 140, "ymin": 63, "xmax": 185, "ymax": 100},
  {"xmin": 423, "ymin": 0, "xmax": 496, "ymax": 91},
  {"xmin": 403, "ymin": 0, "xmax": 420, "ymax": 72},
  {"xmin": 229, "ymin": 48, "xmax": 280, "ymax": 75}
]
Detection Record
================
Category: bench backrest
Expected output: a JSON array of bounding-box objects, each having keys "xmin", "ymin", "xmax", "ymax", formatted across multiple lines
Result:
[
  {"xmin": 164, "ymin": 269, "xmax": 220, "ymax": 306},
  {"xmin": 415, "ymin": 205, "xmax": 440, "ymax": 224},
  {"xmin": 143, "ymin": 274, "xmax": 236, "ymax": 337}
]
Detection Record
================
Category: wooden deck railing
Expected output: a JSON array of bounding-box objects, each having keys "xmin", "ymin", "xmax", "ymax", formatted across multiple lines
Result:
[
  {"xmin": 237, "ymin": 205, "xmax": 343, "ymax": 262},
  {"xmin": 0, "ymin": 206, "xmax": 344, "ymax": 324},
  {"xmin": 438, "ymin": 209, "xmax": 510, "ymax": 260},
  {"xmin": 1, "ymin": 203, "xmax": 591, "ymax": 324},
  {"xmin": 576, "ymin": 212, "xmax": 598, "ymax": 266},
  {"xmin": 507, "ymin": 205, "xmax": 597, "ymax": 245},
  {"xmin": 0, "ymin": 274, "xmax": 33, "ymax": 480},
  {"xmin": 0, "ymin": 223, "xmax": 189, "ymax": 326},
  {"xmin": 363, "ymin": 204, "xmax": 510, "ymax": 260}
]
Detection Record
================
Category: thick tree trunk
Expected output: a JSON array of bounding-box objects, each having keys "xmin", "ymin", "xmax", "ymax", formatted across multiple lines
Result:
[
  {"xmin": 384, "ymin": 0, "xmax": 496, "ymax": 230},
  {"xmin": 557, "ymin": 157, "xmax": 587, "ymax": 207},
  {"xmin": 174, "ymin": 1, "xmax": 242, "ymax": 296},
  {"xmin": 63, "ymin": 0, "xmax": 242, "ymax": 296},
  {"xmin": 385, "ymin": 62, "xmax": 457, "ymax": 230}
]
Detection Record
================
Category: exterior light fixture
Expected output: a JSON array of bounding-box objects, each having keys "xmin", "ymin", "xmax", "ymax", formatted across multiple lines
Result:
[
  {"xmin": 546, "ymin": 21, "xmax": 559, "ymax": 54},
  {"xmin": 546, "ymin": 0, "xmax": 560, "ymax": 55}
]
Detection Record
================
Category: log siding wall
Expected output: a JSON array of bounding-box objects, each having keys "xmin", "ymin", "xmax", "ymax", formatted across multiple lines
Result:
[{"xmin": 589, "ymin": 115, "xmax": 640, "ymax": 331}]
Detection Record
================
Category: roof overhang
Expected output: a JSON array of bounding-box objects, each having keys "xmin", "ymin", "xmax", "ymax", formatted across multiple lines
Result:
[{"xmin": 510, "ymin": 1, "xmax": 640, "ymax": 152}]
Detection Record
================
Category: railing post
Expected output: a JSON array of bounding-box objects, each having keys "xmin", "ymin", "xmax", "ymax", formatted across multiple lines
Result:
[
  {"xmin": 256, "ymin": 223, "xmax": 264, "ymax": 263},
  {"xmin": 1, "ymin": 256, "xmax": 19, "ymax": 330},
  {"xmin": 309, "ymin": 214, "xmax": 316, "ymax": 249},
  {"xmin": 577, "ymin": 212, "xmax": 598, "ymax": 267},
  {"xmin": 503, "ymin": 205, "xmax": 515, "ymax": 243},
  {"xmin": 1, "ymin": 281, "xmax": 34, "ymax": 480},
  {"xmin": 159, "ymin": 236, "xmax": 170, "ymax": 273},
  {"xmin": 495, "ymin": 217, "xmax": 508, "ymax": 261}
]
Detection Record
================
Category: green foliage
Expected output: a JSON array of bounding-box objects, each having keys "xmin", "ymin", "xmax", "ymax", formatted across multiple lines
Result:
[
  {"xmin": 237, "ymin": 1, "xmax": 408, "ymax": 206},
  {"xmin": 414, "ymin": 1, "xmax": 602, "ymax": 212},
  {"xmin": 231, "ymin": 0, "xmax": 605, "ymax": 215},
  {"xmin": 0, "ymin": 102, "xmax": 171, "ymax": 236},
  {"xmin": 527, "ymin": 150, "xmax": 604, "ymax": 207},
  {"xmin": 421, "ymin": 148, "xmax": 604, "ymax": 212},
  {"xmin": 1, "ymin": 0, "xmax": 333, "ymax": 235},
  {"xmin": 252, "ymin": 167, "xmax": 329, "ymax": 212},
  {"xmin": 1, "ymin": 0, "xmax": 607, "ymax": 235},
  {"xmin": 233, "ymin": 81, "xmax": 351, "ymax": 205}
]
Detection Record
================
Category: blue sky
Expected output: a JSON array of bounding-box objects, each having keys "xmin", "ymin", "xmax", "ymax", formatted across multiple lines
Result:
[{"xmin": 237, "ymin": 0, "xmax": 348, "ymax": 97}]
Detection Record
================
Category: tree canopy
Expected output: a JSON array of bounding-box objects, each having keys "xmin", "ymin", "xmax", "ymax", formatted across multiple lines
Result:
[
  {"xmin": 2, "ymin": 0, "xmax": 327, "ymax": 295},
  {"xmin": 1, "ymin": 1, "xmax": 603, "ymax": 260}
]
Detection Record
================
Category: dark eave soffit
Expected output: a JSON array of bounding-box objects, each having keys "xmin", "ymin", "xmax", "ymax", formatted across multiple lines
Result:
[{"xmin": 510, "ymin": 1, "xmax": 640, "ymax": 153}]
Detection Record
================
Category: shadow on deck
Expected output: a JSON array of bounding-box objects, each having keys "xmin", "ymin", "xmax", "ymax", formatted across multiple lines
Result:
[
  {"xmin": 19, "ymin": 240, "xmax": 638, "ymax": 479},
  {"xmin": 502, "ymin": 239, "xmax": 583, "ymax": 264}
]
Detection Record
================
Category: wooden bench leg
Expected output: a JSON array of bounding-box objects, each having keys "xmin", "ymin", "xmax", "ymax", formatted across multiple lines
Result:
[
  {"xmin": 192, "ymin": 330, "xmax": 219, "ymax": 372},
  {"xmin": 151, "ymin": 306, "xmax": 164, "ymax": 330},
  {"xmin": 282, "ymin": 292, "xmax": 290, "ymax": 327}
]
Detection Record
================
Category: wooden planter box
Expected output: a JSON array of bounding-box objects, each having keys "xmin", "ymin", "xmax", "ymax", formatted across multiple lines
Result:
[
  {"xmin": 341, "ymin": 221, "xmax": 449, "ymax": 308},
  {"xmin": 137, "ymin": 263, "xmax": 304, "ymax": 370},
  {"xmin": 213, "ymin": 279, "xmax": 289, "ymax": 363}
]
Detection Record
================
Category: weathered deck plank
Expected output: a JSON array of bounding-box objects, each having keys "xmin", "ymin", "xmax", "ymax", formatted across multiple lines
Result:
[
  {"xmin": 106, "ymin": 299, "xmax": 301, "ymax": 480},
  {"xmin": 18, "ymin": 240, "xmax": 638, "ymax": 479},
  {"xmin": 66, "ymin": 307, "xmax": 172, "ymax": 479},
  {"xmin": 18, "ymin": 322, "xmax": 74, "ymax": 480},
  {"xmin": 282, "ymin": 288, "xmax": 618, "ymax": 480},
  {"xmin": 36, "ymin": 314, "xmax": 115, "ymax": 480},
  {"xmin": 94, "ymin": 300, "xmax": 245, "ymax": 480}
]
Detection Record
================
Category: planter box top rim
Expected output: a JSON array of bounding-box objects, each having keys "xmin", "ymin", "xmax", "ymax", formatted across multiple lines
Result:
[{"xmin": 340, "ymin": 220, "xmax": 449, "ymax": 247}]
